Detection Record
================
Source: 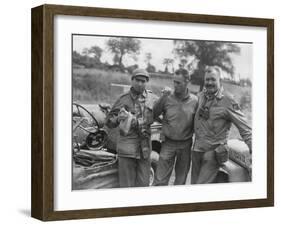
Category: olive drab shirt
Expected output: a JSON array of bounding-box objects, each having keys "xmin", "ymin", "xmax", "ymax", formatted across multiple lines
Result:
[
  {"xmin": 106, "ymin": 88, "xmax": 157, "ymax": 158},
  {"xmin": 193, "ymin": 87, "xmax": 252, "ymax": 152},
  {"xmin": 153, "ymin": 90, "xmax": 198, "ymax": 141}
]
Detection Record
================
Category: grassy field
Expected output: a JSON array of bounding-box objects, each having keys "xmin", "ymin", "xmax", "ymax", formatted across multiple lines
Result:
[
  {"xmin": 73, "ymin": 68, "xmax": 131, "ymax": 104},
  {"xmin": 73, "ymin": 68, "xmax": 198, "ymax": 103},
  {"xmin": 73, "ymin": 68, "xmax": 251, "ymax": 103}
]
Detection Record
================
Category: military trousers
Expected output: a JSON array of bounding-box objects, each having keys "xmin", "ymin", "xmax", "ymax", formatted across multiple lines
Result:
[
  {"xmin": 118, "ymin": 155, "xmax": 151, "ymax": 187},
  {"xmin": 153, "ymin": 138, "xmax": 192, "ymax": 186},
  {"xmin": 191, "ymin": 150, "xmax": 220, "ymax": 184}
]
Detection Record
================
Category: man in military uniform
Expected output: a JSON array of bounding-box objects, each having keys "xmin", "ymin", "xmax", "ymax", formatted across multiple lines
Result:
[
  {"xmin": 106, "ymin": 68, "xmax": 157, "ymax": 187},
  {"xmin": 191, "ymin": 66, "xmax": 252, "ymax": 184},
  {"xmin": 153, "ymin": 69, "xmax": 198, "ymax": 186}
]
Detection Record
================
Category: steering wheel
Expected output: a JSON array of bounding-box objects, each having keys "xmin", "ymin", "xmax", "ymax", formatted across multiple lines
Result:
[
  {"xmin": 73, "ymin": 103, "xmax": 109, "ymax": 149},
  {"xmin": 73, "ymin": 103, "xmax": 100, "ymax": 130}
]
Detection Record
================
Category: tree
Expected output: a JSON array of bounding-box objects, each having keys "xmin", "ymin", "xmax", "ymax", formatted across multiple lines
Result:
[
  {"xmin": 173, "ymin": 40, "xmax": 240, "ymax": 90},
  {"xmin": 82, "ymin": 47, "xmax": 89, "ymax": 56},
  {"xmin": 88, "ymin": 46, "xmax": 103, "ymax": 62},
  {"xmin": 179, "ymin": 58, "xmax": 188, "ymax": 69},
  {"xmin": 113, "ymin": 54, "xmax": 120, "ymax": 65},
  {"xmin": 73, "ymin": 50, "xmax": 81, "ymax": 63},
  {"xmin": 126, "ymin": 64, "xmax": 139, "ymax": 74},
  {"xmin": 144, "ymin": 52, "xmax": 156, "ymax": 73},
  {"xmin": 146, "ymin": 63, "xmax": 156, "ymax": 73},
  {"xmin": 145, "ymin": 52, "xmax": 152, "ymax": 65},
  {"xmin": 163, "ymin": 58, "xmax": 174, "ymax": 73},
  {"xmin": 73, "ymin": 51, "xmax": 86, "ymax": 68},
  {"xmin": 106, "ymin": 37, "xmax": 141, "ymax": 68},
  {"xmin": 80, "ymin": 46, "xmax": 103, "ymax": 68}
]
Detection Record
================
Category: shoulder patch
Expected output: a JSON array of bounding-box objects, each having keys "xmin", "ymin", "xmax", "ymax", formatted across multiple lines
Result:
[
  {"xmin": 223, "ymin": 95, "xmax": 241, "ymax": 111},
  {"xmin": 232, "ymin": 102, "xmax": 241, "ymax": 111},
  {"xmin": 220, "ymin": 93, "xmax": 240, "ymax": 110}
]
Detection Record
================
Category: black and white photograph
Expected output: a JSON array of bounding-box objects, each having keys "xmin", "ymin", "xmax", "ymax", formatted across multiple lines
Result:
[
  {"xmin": 72, "ymin": 35, "xmax": 252, "ymax": 190},
  {"xmin": 30, "ymin": 3, "xmax": 274, "ymax": 221}
]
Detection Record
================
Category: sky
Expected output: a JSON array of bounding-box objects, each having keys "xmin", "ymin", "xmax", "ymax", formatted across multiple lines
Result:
[{"xmin": 73, "ymin": 35, "xmax": 252, "ymax": 80}]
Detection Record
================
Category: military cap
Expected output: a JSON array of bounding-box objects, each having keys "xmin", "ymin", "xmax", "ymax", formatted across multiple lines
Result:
[{"xmin": 132, "ymin": 68, "xmax": 149, "ymax": 81}]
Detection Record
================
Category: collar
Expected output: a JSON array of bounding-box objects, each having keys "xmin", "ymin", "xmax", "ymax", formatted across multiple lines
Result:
[
  {"xmin": 203, "ymin": 86, "xmax": 224, "ymax": 100},
  {"xmin": 130, "ymin": 87, "xmax": 147, "ymax": 100}
]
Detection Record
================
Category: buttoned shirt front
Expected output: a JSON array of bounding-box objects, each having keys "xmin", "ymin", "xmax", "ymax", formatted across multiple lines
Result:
[
  {"xmin": 153, "ymin": 90, "xmax": 198, "ymax": 141},
  {"xmin": 193, "ymin": 87, "xmax": 252, "ymax": 152}
]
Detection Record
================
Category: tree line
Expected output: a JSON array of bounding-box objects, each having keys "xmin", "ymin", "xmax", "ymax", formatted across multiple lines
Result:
[{"xmin": 73, "ymin": 37, "xmax": 250, "ymax": 88}]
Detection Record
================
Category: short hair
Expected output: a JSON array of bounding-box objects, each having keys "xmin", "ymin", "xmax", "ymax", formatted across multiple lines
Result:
[{"xmin": 205, "ymin": 66, "xmax": 222, "ymax": 79}]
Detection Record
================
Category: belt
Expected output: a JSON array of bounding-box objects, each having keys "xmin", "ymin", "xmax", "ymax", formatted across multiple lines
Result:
[{"xmin": 164, "ymin": 136, "xmax": 192, "ymax": 144}]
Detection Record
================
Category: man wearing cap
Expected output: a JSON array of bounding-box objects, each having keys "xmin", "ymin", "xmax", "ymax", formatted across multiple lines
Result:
[
  {"xmin": 106, "ymin": 68, "xmax": 157, "ymax": 187},
  {"xmin": 153, "ymin": 69, "xmax": 198, "ymax": 186},
  {"xmin": 191, "ymin": 66, "xmax": 252, "ymax": 184}
]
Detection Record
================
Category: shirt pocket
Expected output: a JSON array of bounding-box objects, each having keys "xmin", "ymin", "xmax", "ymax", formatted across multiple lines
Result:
[
  {"xmin": 212, "ymin": 119, "xmax": 226, "ymax": 134},
  {"xmin": 209, "ymin": 107, "xmax": 227, "ymax": 134}
]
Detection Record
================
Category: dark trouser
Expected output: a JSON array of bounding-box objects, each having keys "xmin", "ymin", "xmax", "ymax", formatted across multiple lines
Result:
[
  {"xmin": 118, "ymin": 156, "xmax": 151, "ymax": 187},
  {"xmin": 153, "ymin": 138, "xmax": 192, "ymax": 186},
  {"xmin": 191, "ymin": 150, "xmax": 220, "ymax": 184}
]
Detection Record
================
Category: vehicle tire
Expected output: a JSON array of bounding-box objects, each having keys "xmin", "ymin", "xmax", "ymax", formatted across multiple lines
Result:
[{"xmin": 85, "ymin": 130, "xmax": 108, "ymax": 149}]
